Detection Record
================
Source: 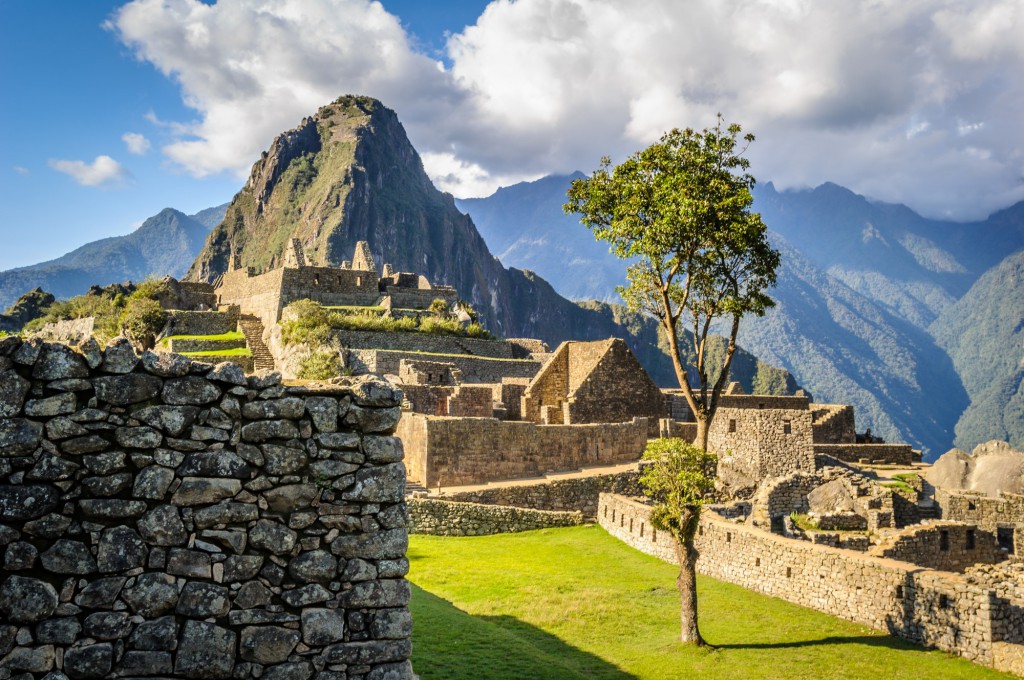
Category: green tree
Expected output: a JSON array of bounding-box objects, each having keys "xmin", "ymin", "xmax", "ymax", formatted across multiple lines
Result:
[
  {"xmin": 565, "ymin": 116, "xmax": 780, "ymax": 451},
  {"xmin": 640, "ymin": 438, "xmax": 717, "ymax": 645},
  {"xmin": 120, "ymin": 297, "xmax": 168, "ymax": 350}
]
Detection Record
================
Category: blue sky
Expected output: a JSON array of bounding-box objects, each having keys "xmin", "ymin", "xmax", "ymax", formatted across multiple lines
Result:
[
  {"xmin": 0, "ymin": 0, "xmax": 488, "ymax": 270},
  {"xmin": 2, "ymin": 0, "xmax": 1023, "ymax": 272}
]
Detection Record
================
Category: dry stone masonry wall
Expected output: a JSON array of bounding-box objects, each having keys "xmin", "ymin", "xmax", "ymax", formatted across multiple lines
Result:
[
  {"xmin": 0, "ymin": 336, "xmax": 413, "ymax": 680},
  {"xmin": 407, "ymin": 499, "xmax": 583, "ymax": 536},
  {"xmin": 598, "ymin": 493, "xmax": 1024, "ymax": 677},
  {"xmin": 396, "ymin": 413, "xmax": 648, "ymax": 488}
]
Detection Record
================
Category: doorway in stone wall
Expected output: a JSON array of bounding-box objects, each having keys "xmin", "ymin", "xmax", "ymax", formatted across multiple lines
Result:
[{"xmin": 997, "ymin": 525, "xmax": 1016, "ymax": 554}]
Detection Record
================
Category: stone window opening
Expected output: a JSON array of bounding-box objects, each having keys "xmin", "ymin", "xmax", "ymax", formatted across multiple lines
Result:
[
  {"xmin": 965, "ymin": 530, "xmax": 975, "ymax": 550},
  {"xmin": 783, "ymin": 419, "xmax": 792, "ymax": 435},
  {"xmin": 611, "ymin": 509, "xmax": 616, "ymax": 523},
  {"xmin": 755, "ymin": 557, "xmax": 761, "ymax": 567},
  {"xmin": 698, "ymin": 525, "xmax": 703, "ymax": 536},
  {"xmin": 939, "ymin": 530, "xmax": 949, "ymax": 551},
  {"xmin": 728, "ymin": 419, "xmax": 736, "ymax": 433},
  {"xmin": 939, "ymin": 594, "xmax": 950, "ymax": 609},
  {"xmin": 629, "ymin": 518, "xmax": 634, "ymax": 532},
  {"xmin": 603, "ymin": 506, "xmax": 608, "ymax": 518},
  {"xmin": 786, "ymin": 567, "xmax": 792, "ymax": 578},
  {"xmin": 356, "ymin": 275, "xmax": 362, "ymax": 286},
  {"xmin": 652, "ymin": 529, "xmax": 657, "ymax": 542},
  {"xmin": 314, "ymin": 274, "xmax": 320, "ymax": 286},
  {"xmin": 758, "ymin": 403, "xmax": 765, "ymax": 409},
  {"xmin": 336, "ymin": 275, "xmax": 341, "ymax": 284},
  {"xmin": 895, "ymin": 585, "xmax": 904, "ymax": 599},
  {"xmin": 640, "ymin": 522, "xmax": 644, "ymax": 538},
  {"xmin": 967, "ymin": 501, "xmax": 976, "ymax": 511},
  {"xmin": 726, "ymin": 532, "xmax": 732, "ymax": 543}
]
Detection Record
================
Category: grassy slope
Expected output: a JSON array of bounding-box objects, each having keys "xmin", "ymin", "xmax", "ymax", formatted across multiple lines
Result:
[{"xmin": 408, "ymin": 525, "xmax": 1010, "ymax": 680}]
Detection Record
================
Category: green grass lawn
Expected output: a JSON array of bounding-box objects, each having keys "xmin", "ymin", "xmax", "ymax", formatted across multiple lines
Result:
[{"xmin": 408, "ymin": 525, "xmax": 1012, "ymax": 680}]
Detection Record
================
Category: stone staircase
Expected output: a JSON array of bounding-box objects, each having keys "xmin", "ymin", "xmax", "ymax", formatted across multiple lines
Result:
[{"xmin": 238, "ymin": 315, "xmax": 275, "ymax": 372}]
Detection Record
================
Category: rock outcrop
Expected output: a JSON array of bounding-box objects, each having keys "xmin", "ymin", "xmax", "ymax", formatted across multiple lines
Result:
[{"xmin": 925, "ymin": 440, "xmax": 1024, "ymax": 496}]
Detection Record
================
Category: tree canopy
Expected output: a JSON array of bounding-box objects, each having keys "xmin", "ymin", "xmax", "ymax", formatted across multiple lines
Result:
[{"xmin": 565, "ymin": 116, "xmax": 780, "ymax": 449}]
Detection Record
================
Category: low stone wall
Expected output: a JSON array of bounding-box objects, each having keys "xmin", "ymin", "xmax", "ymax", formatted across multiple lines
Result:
[
  {"xmin": 598, "ymin": 493, "xmax": 1024, "ymax": 676},
  {"xmin": 333, "ymin": 329, "xmax": 517, "ymax": 359},
  {"xmin": 166, "ymin": 336, "xmax": 246, "ymax": 353},
  {"xmin": 445, "ymin": 470, "xmax": 642, "ymax": 519},
  {"xmin": 167, "ymin": 309, "xmax": 240, "ymax": 337},
  {"xmin": 814, "ymin": 443, "xmax": 915, "ymax": 465},
  {"xmin": 868, "ymin": 522, "xmax": 1005, "ymax": 572},
  {"xmin": 397, "ymin": 413, "xmax": 648, "ymax": 488},
  {"xmin": 347, "ymin": 349, "xmax": 540, "ymax": 384},
  {"xmin": 0, "ymin": 336, "xmax": 413, "ymax": 679},
  {"xmin": 33, "ymin": 318, "xmax": 96, "ymax": 345},
  {"xmin": 407, "ymin": 498, "xmax": 583, "ymax": 536}
]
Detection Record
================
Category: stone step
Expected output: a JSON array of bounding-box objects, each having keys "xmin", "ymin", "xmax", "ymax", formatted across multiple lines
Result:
[{"xmin": 237, "ymin": 316, "xmax": 275, "ymax": 372}]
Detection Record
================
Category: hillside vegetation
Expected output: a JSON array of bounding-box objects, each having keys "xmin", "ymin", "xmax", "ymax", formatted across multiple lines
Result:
[
  {"xmin": 408, "ymin": 526, "xmax": 1007, "ymax": 679},
  {"xmin": 931, "ymin": 251, "xmax": 1024, "ymax": 450}
]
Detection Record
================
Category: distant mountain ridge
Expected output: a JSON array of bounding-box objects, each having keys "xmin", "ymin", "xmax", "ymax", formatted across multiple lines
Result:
[
  {"xmin": 455, "ymin": 175, "xmax": 1024, "ymax": 457},
  {"xmin": 0, "ymin": 204, "xmax": 227, "ymax": 310}
]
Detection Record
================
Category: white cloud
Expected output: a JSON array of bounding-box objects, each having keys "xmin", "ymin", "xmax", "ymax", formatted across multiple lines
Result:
[
  {"xmin": 122, "ymin": 132, "xmax": 151, "ymax": 154},
  {"xmin": 110, "ymin": 0, "xmax": 1024, "ymax": 219},
  {"xmin": 49, "ymin": 155, "xmax": 129, "ymax": 187},
  {"xmin": 13, "ymin": 166, "xmax": 29, "ymax": 176}
]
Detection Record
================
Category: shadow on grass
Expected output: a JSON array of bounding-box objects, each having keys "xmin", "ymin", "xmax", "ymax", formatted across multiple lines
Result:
[
  {"xmin": 714, "ymin": 634, "xmax": 933, "ymax": 652},
  {"xmin": 411, "ymin": 584, "xmax": 637, "ymax": 680}
]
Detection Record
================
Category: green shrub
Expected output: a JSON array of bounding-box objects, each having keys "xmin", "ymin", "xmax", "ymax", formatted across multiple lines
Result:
[
  {"xmin": 464, "ymin": 322, "xmax": 492, "ymax": 339},
  {"xmin": 297, "ymin": 349, "xmax": 347, "ymax": 380},
  {"xmin": 281, "ymin": 299, "xmax": 333, "ymax": 345},
  {"xmin": 120, "ymin": 297, "xmax": 168, "ymax": 350}
]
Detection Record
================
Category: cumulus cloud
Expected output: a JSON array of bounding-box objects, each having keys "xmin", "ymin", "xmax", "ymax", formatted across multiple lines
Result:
[
  {"xmin": 13, "ymin": 166, "xmax": 29, "ymax": 176},
  {"xmin": 109, "ymin": 0, "xmax": 1024, "ymax": 219},
  {"xmin": 49, "ymin": 155, "xmax": 129, "ymax": 187},
  {"xmin": 122, "ymin": 132, "xmax": 151, "ymax": 154}
]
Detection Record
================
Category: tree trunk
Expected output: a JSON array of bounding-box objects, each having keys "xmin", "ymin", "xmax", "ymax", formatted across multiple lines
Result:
[
  {"xmin": 695, "ymin": 416, "xmax": 709, "ymax": 452},
  {"xmin": 673, "ymin": 536, "xmax": 705, "ymax": 646}
]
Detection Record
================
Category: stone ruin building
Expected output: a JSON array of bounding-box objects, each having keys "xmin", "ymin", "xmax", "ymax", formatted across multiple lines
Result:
[{"xmin": 214, "ymin": 239, "xmax": 458, "ymax": 331}]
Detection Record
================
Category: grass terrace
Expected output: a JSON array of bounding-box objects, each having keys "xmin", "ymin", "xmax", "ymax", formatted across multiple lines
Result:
[{"xmin": 408, "ymin": 525, "xmax": 1011, "ymax": 680}]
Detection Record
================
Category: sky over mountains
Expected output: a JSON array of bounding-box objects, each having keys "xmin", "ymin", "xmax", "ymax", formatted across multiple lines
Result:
[{"xmin": 3, "ymin": 0, "xmax": 1024, "ymax": 271}]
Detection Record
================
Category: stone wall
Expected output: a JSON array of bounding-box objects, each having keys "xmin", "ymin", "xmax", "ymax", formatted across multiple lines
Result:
[
  {"xmin": 868, "ymin": 522, "xmax": 1005, "ymax": 572},
  {"xmin": 216, "ymin": 268, "xmax": 288, "ymax": 329},
  {"xmin": 938, "ymin": 490, "xmax": 1024, "ymax": 556},
  {"xmin": 33, "ymin": 318, "xmax": 96, "ymax": 345},
  {"xmin": 396, "ymin": 413, "xmax": 648, "ymax": 488},
  {"xmin": 347, "ymin": 349, "xmax": 540, "ymax": 384},
  {"xmin": 814, "ymin": 443, "xmax": 915, "ymax": 465},
  {"xmin": 0, "ymin": 336, "xmax": 413, "ymax": 680},
  {"xmin": 332, "ymin": 330, "xmax": 517, "ymax": 360},
  {"xmin": 444, "ymin": 470, "xmax": 642, "ymax": 518},
  {"xmin": 407, "ymin": 498, "xmax": 583, "ymax": 536},
  {"xmin": 811, "ymin": 404, "xmax": 856, "ymax": 444},
  {"xmin": 166, "ymin": 309, "xmax": 240, "ymax": 338},
  {"xmin": 598, "ymin": 493, "xmax": 1024, "ymax": 676},
  {"xmin": 710, "ymin": 406, "xmax": 815, "ymax": 488}
]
